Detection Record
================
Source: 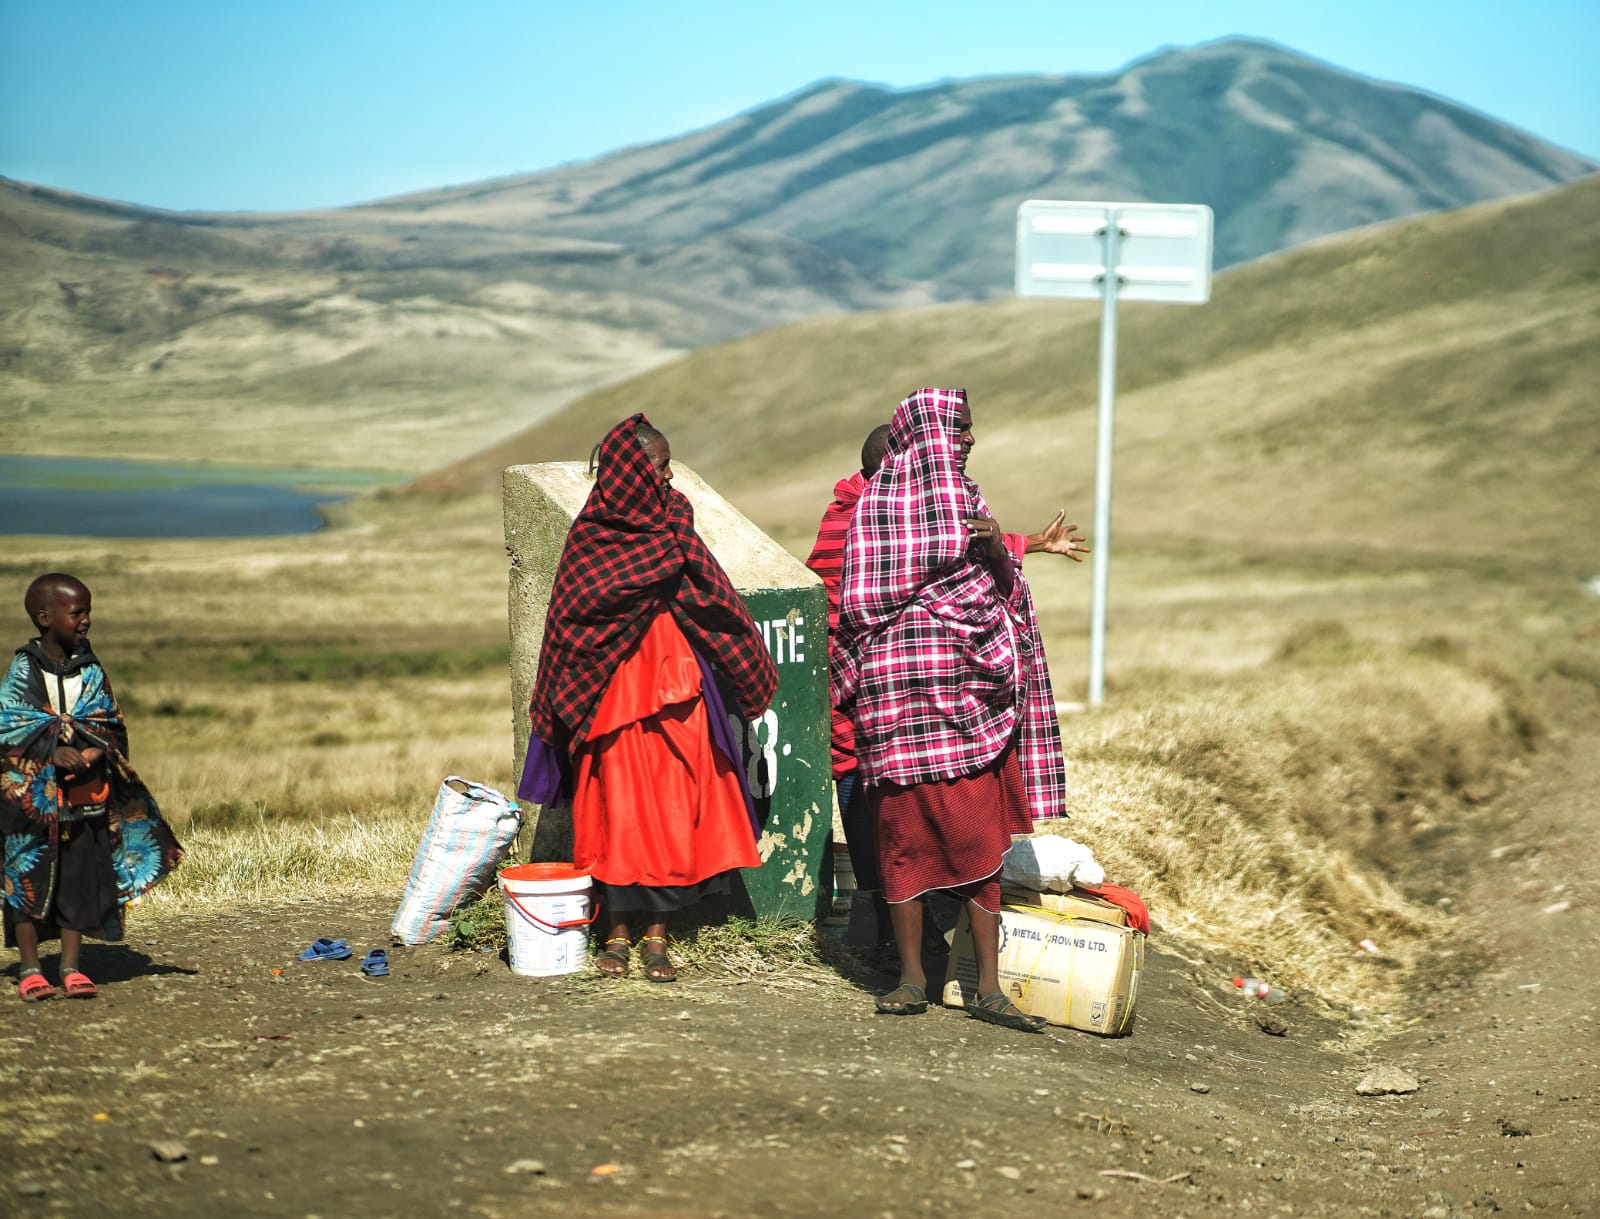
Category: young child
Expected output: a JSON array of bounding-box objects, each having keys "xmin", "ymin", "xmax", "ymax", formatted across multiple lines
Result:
[{"xmin": 0, "ymin": 572, "xmax": 182, "ymax": 1000}]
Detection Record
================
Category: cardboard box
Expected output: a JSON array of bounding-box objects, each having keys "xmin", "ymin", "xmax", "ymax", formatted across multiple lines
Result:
[
  {"xmin": 999, "ymin": 885, "xmax": 1127, "ymax": 926},
  {"xmin": 942, "ymin": 903, "xmax": 1144, "ymax": 1036}
]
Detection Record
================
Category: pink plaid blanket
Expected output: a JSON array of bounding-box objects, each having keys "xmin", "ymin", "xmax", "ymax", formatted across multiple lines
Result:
[{"xmin": 832, "ymin": 387, "xmax": 1065, "ymax": 820}]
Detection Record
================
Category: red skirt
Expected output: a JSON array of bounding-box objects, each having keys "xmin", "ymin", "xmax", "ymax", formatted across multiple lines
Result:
[
  {"xmin": 869, "ymin": 737, "xmax": 1030, "ymax": 913},
  {"xmin": 572, "ymin": 612, "xmax": 759, "ymax": 890}
]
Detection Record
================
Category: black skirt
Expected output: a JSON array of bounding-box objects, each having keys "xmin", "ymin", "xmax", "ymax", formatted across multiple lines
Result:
[
  {"xmin": 595, "ymin": 869, "xmax": 735, "ymax": 915},
  {"xmin": 2, "ymin": 814, "xmax": 121, "ymax": 946}
]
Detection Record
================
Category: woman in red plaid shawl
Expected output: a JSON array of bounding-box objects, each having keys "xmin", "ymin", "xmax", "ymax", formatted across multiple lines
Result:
[
  {"xmin": 522, "ymin": 414, "xmax": 777, "ymax": 982},
  {"xmin": 834, "ymin": 388, "xmax": 1066, "ymax": 1031}
]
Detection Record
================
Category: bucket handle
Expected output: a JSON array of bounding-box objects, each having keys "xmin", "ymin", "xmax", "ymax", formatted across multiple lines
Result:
[{"xmin": 504, "ymin": 889, "xmax": 599, "ymax": 931}]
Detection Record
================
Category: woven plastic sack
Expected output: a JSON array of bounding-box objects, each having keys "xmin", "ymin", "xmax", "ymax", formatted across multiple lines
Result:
[
  {"xmin": 1002, "ymin": 834, "xmax": 1105, "ymax": 892},
  {"xmin": 391, "ymin": 776, "xmax": 523, "ymax": 945}
]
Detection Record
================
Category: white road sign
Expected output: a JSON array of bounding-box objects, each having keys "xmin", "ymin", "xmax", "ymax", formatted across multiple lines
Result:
[{"xmin": 1016, "ymin": 200, "xmax": 1213, "ymax": 303}]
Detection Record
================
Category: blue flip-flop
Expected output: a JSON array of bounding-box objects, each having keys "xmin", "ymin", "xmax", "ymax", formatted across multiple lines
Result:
[
  {"xmin": 360, "ymin": 949, "xmax": 389, "ymax": 977},
  {"xmin": 299, "ymin": 938, "xmax": 352, "ymax": 961}
]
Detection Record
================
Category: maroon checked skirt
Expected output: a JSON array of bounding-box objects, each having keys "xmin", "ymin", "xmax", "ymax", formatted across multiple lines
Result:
[{"xmin": 868, "ymin": 737, "xmax": 1031, "ymax": 913}]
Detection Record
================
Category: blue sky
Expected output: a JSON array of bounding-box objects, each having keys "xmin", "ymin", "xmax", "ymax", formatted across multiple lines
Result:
[{"xmin": 2, "ymin": 0, "xmax": 1596, "ymax": 213}]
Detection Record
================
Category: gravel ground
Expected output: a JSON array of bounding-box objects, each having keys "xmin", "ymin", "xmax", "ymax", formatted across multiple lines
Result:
[{"xmin": 3, "ymin": 717, "xmax": 1595, "ymax": 1219}]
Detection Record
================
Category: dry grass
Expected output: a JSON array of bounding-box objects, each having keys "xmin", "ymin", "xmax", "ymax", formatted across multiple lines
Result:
[
  {"xmin": 2, "ymin": 492, "xmax": 518, "ymax": 913},
  {"xmin": 1045, "ymin": 628, "xmax": 1538, "ymax": 1015},
  {"xmin": 486, "ymin": 177, "xmax": 1600, "ymax": 569}
]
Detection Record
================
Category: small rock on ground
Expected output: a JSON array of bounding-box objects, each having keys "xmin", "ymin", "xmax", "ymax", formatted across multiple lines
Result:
[
  {"xmin": 1355, "ymin": 1066, "xmax": 1420, "ymax": 1096},
  {"xmin": 1253, "ymin": 1009, "xmax": 1288, "ymax": 1036},
  {"xmin": 149, "ymin": 1140, "xmax": 190, "ymax": 1163}
]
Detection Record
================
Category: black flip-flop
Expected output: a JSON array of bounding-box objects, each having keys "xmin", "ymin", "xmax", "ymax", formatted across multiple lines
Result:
[
  {"xmin": 966, "ymin": 991, "xmax": 1045, "ymax": 1032},
  {"xmin": 874, "ymin": 982, "xmax": 929, "ymax": 1015}
]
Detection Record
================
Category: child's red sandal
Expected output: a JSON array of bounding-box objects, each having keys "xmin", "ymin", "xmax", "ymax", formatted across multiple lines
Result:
[
  {"xmin": 60, "ymin": 970, "xmax": 98, "ymax": 999},
  {"xmin": 17, "ymin": 969, "xmax": 58, "ymax": 1001}
]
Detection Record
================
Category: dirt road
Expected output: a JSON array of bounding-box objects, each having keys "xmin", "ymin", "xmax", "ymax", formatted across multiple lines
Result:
[{"xmin": 4, "ymin": 712, "xmax": 1595, "ymax": 1218}]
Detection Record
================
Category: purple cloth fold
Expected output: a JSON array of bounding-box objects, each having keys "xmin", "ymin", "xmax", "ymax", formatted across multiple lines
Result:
[
  {"xmin": 516, "ymin": 731, "xmax": 570, "ymax": 808},
  {"xmin": 696, "ymin": 646, "xmax": 762, "ymax": 840}
]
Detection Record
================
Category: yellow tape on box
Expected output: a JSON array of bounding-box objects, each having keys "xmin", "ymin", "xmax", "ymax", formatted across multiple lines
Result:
[{"xmin": 942, "ymin": 902, "xmax": 1144, "ymax": 1036}]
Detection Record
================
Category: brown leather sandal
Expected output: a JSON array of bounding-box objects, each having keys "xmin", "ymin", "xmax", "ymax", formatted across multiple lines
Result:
[
  {"xmin": 594, "ymin": 937, "xmax": 631, "ymax": 977},
  {"xmin": 637, "ymin": 936, "xmax": 678, "ymax": 983}
]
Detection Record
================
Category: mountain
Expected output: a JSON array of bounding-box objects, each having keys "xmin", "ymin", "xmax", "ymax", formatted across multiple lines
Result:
[
  {"xmin": 364, "ymin": 37, "xmax": 1593, "ymax": 289},
  {"xmin": 434, "ymin": 175, "xmax": 1600, "ymax": 572},
  {"xmin": 1, "ymin": 38, "xmax": 1591, "ymax": 473}
]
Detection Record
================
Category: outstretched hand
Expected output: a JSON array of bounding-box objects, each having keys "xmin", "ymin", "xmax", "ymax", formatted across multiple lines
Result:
[{"xmin": 1026, "ymin": 510, "xmax": 1089, "ymax": 561}]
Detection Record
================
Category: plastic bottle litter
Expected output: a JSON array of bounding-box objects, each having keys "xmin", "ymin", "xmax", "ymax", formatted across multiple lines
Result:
[
  {"xmin": 1357, "ymin": 938, "xmax": 1380, "ymax": 954},
  {"xmin": 1233, "ymin": 976, "xmax": 1287, "ymax": 1003}
]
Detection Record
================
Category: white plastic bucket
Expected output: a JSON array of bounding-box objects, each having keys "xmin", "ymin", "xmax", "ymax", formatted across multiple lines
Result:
[
  {"xmin": 822, "ymin": 841, "xmax": 855, "ymax": 940},
  {"xmin": 499, "ymin": 863, "xmax": 596, "ymax": 977}
]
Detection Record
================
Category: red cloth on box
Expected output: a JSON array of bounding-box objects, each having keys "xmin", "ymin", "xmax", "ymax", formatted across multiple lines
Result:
[{"xmin": 1076, "ymin": 882, "xmax": 1151, "ymax": 934}]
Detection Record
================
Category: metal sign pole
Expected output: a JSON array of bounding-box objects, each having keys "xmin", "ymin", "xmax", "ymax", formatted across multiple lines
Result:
[
  {"xmin": 1087, "ymin": 213, "xmax": 1121, "ymax": 706},
  {"xmin": 1014, "ymin": 198, "xmax": 1210, "ymax": 708}
]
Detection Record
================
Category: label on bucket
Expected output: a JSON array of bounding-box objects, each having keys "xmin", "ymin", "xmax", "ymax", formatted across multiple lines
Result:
[{"xmin": 823, "ymin": 843, "xmax": 854, "ymax": 937}]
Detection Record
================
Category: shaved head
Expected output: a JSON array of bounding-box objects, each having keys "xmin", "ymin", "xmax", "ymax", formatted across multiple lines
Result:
[
  {"xmin": 24, "ymin": 572, "xmax": 89, "ymax": 627},
  {"xmin": 861, "ymin": 424, "xmax": 893, "ymax": 478}
]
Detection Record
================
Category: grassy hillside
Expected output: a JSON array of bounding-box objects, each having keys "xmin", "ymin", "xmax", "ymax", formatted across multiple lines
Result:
[
  {"xmin": 0, "ymin": 177, "xmax": 942, "ymax": 473},
  {"xmin": 4, "ymin": 40, "xmax": 1590, "ymax": 476},
  {"xmin": 4, "ymin": 479, "xmax": 1589, "ymax": 1017},
  {"xmin": 451, "ymin": 176, "xmax": 1600, "ymax": 575},
  {"xmin": 385, "ymin": 178, "xmax": 1600, "ymax": 1013}
]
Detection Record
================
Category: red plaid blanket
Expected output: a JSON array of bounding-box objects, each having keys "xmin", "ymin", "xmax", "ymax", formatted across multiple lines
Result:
[
  {"xmin": 528, "ymin": 414, "xmax": 777, "ymax": 748},
  {"xmin": 804, "ymin": 470, "xmax": 866, "ymax": 777}
]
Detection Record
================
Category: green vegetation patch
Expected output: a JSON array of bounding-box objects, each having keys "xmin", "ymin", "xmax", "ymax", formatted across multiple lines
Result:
[{"xmin": 227, "ymin": 642, "xmax": 509, "ymax": 683}]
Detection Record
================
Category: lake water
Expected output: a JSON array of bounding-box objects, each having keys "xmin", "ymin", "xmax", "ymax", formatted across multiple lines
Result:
[{"xmin": 0, "ymin": 456, "xmax": 403, "ymax": 539}]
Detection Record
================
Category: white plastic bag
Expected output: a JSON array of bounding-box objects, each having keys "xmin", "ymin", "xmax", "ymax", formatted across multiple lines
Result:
[
  {"xmin": 391, "ymin": 777, "xmax": 523, "ymax": 945},
  {"xmin": 1001, "ymin": 834, "xmax": 1105, "ymax": 892}
]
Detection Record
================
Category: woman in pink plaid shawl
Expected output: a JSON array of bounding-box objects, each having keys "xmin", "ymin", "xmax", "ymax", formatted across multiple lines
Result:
[{"xmin": 834, "ymin": 387, "xmax": 1066, "ymax": 1031}]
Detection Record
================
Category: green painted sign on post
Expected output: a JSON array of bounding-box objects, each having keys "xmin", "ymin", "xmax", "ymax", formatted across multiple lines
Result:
[{"xmin": 720, "ymin": 586, "xmax": 831, "ymax": 920}]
